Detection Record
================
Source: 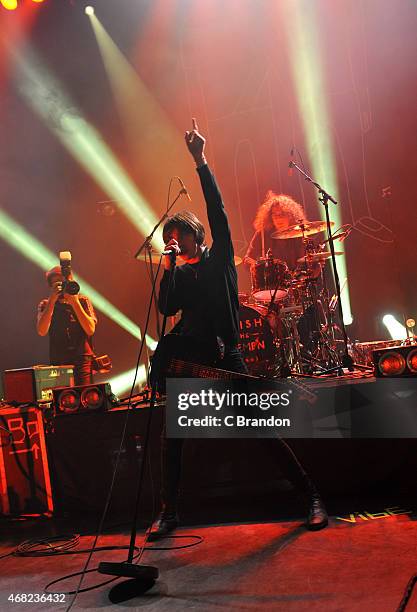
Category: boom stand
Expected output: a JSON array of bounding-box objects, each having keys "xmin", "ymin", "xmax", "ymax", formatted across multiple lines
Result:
[
  {"xmin": 98, "ymin": 215, "xmax": 180, "ymax": 600},
  {"xmin": 289, "ymin": 161, "xmax": 354, "ymax": 373},
  {"xmin": 134, "ymin": 189, "xmax": 185, "ymax": 340}
]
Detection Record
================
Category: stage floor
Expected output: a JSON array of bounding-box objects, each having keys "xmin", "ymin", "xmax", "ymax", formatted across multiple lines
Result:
[{"xmin": 1, "ymin": 494, "xmax": 417, "ymax": 611}]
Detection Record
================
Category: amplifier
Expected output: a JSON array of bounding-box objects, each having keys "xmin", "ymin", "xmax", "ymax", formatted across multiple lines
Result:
[{"xmin": 3, "ymin": 365, "xmax": 74, "ymax": 404}]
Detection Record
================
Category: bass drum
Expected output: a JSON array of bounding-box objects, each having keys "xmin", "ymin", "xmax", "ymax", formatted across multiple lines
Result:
[{"xmin": 238, "ymin": 304, "xmax": 277, "ymax": 375}]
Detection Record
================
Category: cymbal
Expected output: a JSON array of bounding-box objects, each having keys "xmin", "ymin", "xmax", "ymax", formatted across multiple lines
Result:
[
  {"xmin": 272, "ymin": 220, "xmax": 334, "ymax": 239},
  {"xmin": 136, "ymin": 253, "xmax": 176, "ymax": 265},
  {"xmin": 136, "ymin": 253, "xmax": 243, "ymax": 266},
  {"xmin": 296, "ymin": 251, "xmax": 344, "ymax": 264}
]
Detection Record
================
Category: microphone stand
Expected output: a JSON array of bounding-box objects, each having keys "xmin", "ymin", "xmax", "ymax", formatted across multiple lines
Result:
[
  {"xmin": 134, "ymin": 189, "xmax": 185, "ymax": 340},
  {"xmin": 289, "ymin": 161, "xmax": 354, "ymax": 373},
  {"xmin": 97, "ymin": 193, "xmax": 184, "ymax": 600},
  {"xmin": 134, "ymin": 191, "xmax": 184, "ymax": 261},
  {"xmin": 98, "ymin": 254, "xmax": 177, "ymax": 601},
  {"xmin": 135, "ymin": 189, "xmax": 186, "ymax": 358}
]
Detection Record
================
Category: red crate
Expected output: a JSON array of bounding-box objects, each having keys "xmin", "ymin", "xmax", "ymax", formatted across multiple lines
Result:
[{"xmin": 0, "ymin": 405, "xmax": 53, "ymax": 515}]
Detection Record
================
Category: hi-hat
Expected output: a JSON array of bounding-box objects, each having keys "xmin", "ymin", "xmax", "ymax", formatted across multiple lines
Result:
[
  {"xmin": 297, "ymin": 251, "xmax": 344, "ymax": 264},
  {"xmin": 272, "ymin": 220, "xmax": 334, "ymax": 239},
  {"xmin": 136, "ymin": 253, "xmax": 242, "ymax": 266}
]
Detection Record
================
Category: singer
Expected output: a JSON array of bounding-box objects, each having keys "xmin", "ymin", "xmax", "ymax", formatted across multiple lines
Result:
[
  {"xmin": 36, "ymin": 265, "xmax": 97, "ymax": 385},
  {"xmin": 148, "ymin": 120, "xmax": 327, "ymax": 540}
]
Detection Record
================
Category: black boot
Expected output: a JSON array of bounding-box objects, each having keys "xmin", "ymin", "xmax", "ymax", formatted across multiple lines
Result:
[
  {"xmin": 147, "ymin": 511, "xmax": 178, "ymax": 542},
  {"xmin": 306, "ymin": 491, "xmax": 328, "ymax": 531}
]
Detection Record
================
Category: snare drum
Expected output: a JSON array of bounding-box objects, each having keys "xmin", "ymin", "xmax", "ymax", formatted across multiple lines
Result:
[
  {"xmin": 250, "ymin": 258, "xmax": 291, "ymax": 303},
  {"xmin": 238, "ymin": 304, "xmax": 276, "ymax": 374}
]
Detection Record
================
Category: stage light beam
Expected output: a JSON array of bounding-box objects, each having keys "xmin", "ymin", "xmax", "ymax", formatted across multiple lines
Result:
[
  {"xmin": 382, "ymin": 314, "xmax": 407, "ymax": 341},
  {"xmin": 108, "ymin": 366, "xmax": 147, "ymax": 396},
  {"xmin": 1, "ymin": 0, "xmax": 18, "ymax": 10},
  {"xmin": 11, "ymin": 42, "xmax": 164, "ymax": 250},
  {"xmin": 281, "ymin": 0, "xmax": 353, "ymax": 325},
  {"xmin": 87, "ymin": 10, "xmax": 189, "ymax": 196},
  {"xmin": 0, "ymin": 207, "xmax": 157, "ymax": 349}
]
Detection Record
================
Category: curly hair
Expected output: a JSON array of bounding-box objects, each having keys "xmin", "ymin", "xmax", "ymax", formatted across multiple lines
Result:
[
  {"xmin": 163, "ymin": 210, "xmax": 205, "ymax": 245},
  {"xmin": 253, "ymin": 191, "xmax": 306, "ymax": 232}
]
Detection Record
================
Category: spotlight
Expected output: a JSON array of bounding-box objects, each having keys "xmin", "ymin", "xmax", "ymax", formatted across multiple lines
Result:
[
  {"xmin": 377, "ymin": 351, "xmax": 406, "ymax": 377},
  {"xmin": 85, "ymin": 5, "xmax": 94, "ymax": 16},
  {"xmin": 382, "ymin": 314, "xmax": 407, "ymax": 341},
  {"xmin": 80, "ymin": 385, "xmax": 103, "ymax": 409},
  {"xmin": 0, "ymin": 0, "xmax": 18, "ymax": 10},
  {"xmin": 58, "ymin": 389, "xmax": 81, "ymax": 413},
  {"xmin": 373, "ymin": 345, "xmax": 417, "ymax": 377},
  {"xmin": 406, "ymin": 348, "xmax": 417, "ymax": 374},
  {"xmin": 53, "ymin": 382, "xmax": 114, "ymax": 414}
]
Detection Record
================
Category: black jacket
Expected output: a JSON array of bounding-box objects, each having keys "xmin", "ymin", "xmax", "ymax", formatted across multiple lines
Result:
[{"xmin": 159, "ymin": 164, "xmax": 239, "ymax": 348}]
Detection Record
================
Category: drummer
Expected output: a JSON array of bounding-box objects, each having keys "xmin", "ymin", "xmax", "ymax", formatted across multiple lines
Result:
[{"xmin": 243, "ymin": 190, "xmax": 317, "ymax": 274}]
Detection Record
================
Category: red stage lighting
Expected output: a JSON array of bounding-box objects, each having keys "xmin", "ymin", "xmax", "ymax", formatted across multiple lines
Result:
[
  {"xmin": 0, "ymin": 0, "xmax": 18, "ymax": 10},
  {"xmin": 59, "ymin": 389, "xmax": 80, "ymax": 413},
  {"xmin": 373, "ymin": 345, "xmax": 417, "ymax": 377},
  {"xmin": 0, "ymin": 0, "xmax": 46, "ymax": 9},
  {"xmin": 53, "ymin": 382, "xmax": 114, "ymax": 414},
  {"xmin": 406, "ymin": 349, "xmax": 417, "ymax": 374},
  {"xmin": 80, "ymin": 386, "xmax": 103, "ymax": 409}
]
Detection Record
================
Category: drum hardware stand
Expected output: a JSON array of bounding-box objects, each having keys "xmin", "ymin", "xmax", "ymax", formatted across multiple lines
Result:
[
  {"xmin": 311, "ymin": 265, "xmax": 342, "ymax": 371},
  {"xmin": 266, "ymin": 279, "xmax": 292, "ymax": 377},
  {"xmin": 291, "ymin": 241, "xmax": 338, "ymax": 375},
  {"xmin": 289, "ymin": 160, "xmax": 354, "ymax": 374}
]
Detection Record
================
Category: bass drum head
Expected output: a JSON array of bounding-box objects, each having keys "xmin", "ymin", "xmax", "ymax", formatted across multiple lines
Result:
[{"xmin": 238, "ymin": 304, "xmax": 276, "ymax": 374}]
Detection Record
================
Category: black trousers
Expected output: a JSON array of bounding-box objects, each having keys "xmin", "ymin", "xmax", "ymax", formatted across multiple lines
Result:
[
  {"xmin": 160, "ymin": 347, "xmax": 314, "ymax": 513},
  {"xmin": 73, "ymin": 357, "xmax": 93, "ymax": 386}
]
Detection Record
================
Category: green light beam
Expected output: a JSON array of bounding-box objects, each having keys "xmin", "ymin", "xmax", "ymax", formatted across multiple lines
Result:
[
  {"xmin": 108, "ymin": 365, "xmax": 147, "ymax": 396},
  {"xmin": 88, "ymin": 12, "xmax": 179, "ymax": 144},
  {"xmin": 281, "ymin": 0, "xmax": 353, "ymax": 324},
  {"xmin": 0, "ymin": 208, "xmax": 157, "ymax": 349},
  {"xmin": 11, "ymin": 42, "xmax": 164, "ymax": 250}
]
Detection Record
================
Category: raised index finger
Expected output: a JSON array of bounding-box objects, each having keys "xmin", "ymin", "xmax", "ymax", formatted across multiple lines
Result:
[{"xmin": 192, "ymin": 117, "xmax": 198, "ymax": 132}]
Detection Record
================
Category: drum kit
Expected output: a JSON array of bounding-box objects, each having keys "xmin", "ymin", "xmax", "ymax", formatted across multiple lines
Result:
[
  {"xmin": 137, "ymin": 218, "xmax": 349, "ymax": 377},
  {"xmin": 238, "ymin": 220, "xmax": 347, "ymax": 376}
]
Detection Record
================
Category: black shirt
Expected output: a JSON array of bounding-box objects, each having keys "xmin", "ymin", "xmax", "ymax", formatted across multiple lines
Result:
[
  {"xmin": 37, "ymin": 295, "xmax": 96, "ymax": 365},
  {"xmin": 245, "ymin": 230, "xmax": 305, "ymax": 270},
  {"xmin": 159, "ymin": 164, "xmax": 239, "ymax": 348}
]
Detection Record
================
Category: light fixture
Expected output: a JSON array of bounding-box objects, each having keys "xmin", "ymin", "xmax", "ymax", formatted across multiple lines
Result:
[
  {"xmin": 85, "ymin": 5, "xmax": 94, "ymax": 16},
  {"xmin": 80, "ymin": 385, "xmax": 103, "ymax": 409},
  {"xmin": 53, "ymin": 382, "xmax": 114, "ymax": 414},
  {"xmin": 406, "ymin": 348, "xmax": 417, "ymax": 374},
  {"xmin": 58, "ymin": 389, "xmax": 80, "ymax": 413},
  {"xmin": 0, "ymin": 0, "xmax": 18, "ymax": 10},
  {"xmin": 373, "ymin": 345, "xmax": 417, "ymax": 377},
  {"xmin": 382, "ymin": 314, "xmax": 407, "ymax": 341}
]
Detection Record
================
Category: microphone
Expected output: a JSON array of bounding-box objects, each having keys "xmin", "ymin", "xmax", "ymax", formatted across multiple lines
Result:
[
  {"xmin": 178, "ymin": 177, "xmax": 192, "ymax": 202},
  {"xmin": 288, "ymin": 149, "xmax": 294, "ymax": 176}
]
